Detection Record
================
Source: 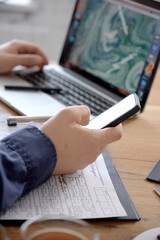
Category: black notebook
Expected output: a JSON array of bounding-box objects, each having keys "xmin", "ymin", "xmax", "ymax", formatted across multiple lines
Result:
[
  {"xmin": 146, "ymin": 160, "xmax": 160, "ymax": 183},
  {"xmin": 102, "ymin": 150, "xmax": 140, "ymax": 220}
]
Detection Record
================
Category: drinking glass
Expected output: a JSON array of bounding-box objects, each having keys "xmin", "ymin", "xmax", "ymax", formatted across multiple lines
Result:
[{"xmin": 20, "ymin": 215, "xmax": 99, "ymax": 240}]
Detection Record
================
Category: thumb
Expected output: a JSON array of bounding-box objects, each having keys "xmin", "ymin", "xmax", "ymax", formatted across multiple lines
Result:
[
  {"xmin": 64, "ymin": 105, "xmax": 91, "ymax": 126},
  {"xmin": 14, "ymin": 54, "xmax": 43, "ymax": 67},
  {"xmin": 98, "ymin": 124, "xmax": 122, "ymax": 149}
]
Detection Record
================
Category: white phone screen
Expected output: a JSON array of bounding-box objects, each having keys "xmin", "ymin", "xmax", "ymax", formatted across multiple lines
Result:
[{"xmin": 87, "ymin": 94, "xmax": 139, "ymax": 130}]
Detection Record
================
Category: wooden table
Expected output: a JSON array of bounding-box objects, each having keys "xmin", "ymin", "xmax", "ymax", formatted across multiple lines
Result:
[{"xmin": 1, "ymin": 70, "xmax": 160, "ymax": 240}]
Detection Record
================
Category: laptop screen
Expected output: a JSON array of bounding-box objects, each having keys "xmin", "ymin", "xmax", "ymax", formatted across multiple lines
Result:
[{"xmin": 60, "ymin": 0, "xmax": 160, "ymax": 110}]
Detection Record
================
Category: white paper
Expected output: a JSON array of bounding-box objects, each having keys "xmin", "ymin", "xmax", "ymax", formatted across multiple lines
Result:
[
  {"xmin": 0, "ymin": 132, "xmax": 8, "ymax": 139},
  {"xmin": 0, "ymin": 154, "xmax": 127, "ymax": 220}
]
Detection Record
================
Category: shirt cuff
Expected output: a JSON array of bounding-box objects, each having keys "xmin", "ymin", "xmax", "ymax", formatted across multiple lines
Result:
[{"xmin": 1, "ymin": 125, "xmax": 57, "ymax": 195}]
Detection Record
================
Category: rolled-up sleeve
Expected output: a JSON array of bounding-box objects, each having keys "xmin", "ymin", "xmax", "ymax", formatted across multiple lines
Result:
[{"xmin": 0, "ymin": 125, "xmax": 57, "ymax": 211}]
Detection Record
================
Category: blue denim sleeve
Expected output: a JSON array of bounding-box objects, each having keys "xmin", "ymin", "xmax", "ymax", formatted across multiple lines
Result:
[{"xmin": 0, "ymin": 126, "xmax": 57, "ymax": 211}]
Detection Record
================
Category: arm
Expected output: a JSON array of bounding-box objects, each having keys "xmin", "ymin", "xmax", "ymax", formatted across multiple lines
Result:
[
  {"xmin": 0, "ymin": 126, "xmax": 57, "ymax": 211},
  {"xmin": 0, "ymin": 39, "xmax": 52, "ymax": 210}
]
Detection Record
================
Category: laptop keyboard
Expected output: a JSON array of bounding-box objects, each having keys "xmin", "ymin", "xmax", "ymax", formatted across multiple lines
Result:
[{"xmin": 19, "ymin": 69, "xmax": 114, "ymax": 116}]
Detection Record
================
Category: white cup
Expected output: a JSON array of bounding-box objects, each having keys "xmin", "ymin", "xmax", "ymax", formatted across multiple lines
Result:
[{"xmin": 20, "ymin": 215, "xmax": 100, "ymax": 240}]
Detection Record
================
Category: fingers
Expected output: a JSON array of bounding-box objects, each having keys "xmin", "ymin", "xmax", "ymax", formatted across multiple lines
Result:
[
  {"xmin": 41, "ymin": 106, "xmax": 123, "ymax": 175},
  {"xmin": 59, "ymin": 105, "xmax": 91, "ymax": 126},
  {"xmin": 100, "ymin": 124, "xmax": 122, "ymax": 143},
  {"xmin": 0, "ymin": 53, "xmax": 44, "ymax": 72},
  {"xmin": 14, "ymin": 54, "xmax": 44, "ymax": 67},
  {"xmin": 12, "ymin": 39, "xmax": 48, "ymax": 65},
  {"xmin": 98, "ymin": 124, "xmax": 122, "ymax": 149},
  {"xmin": 86, "ymin": 124, "xmax": 122, "ymax": 155},
  {"xmin": 0, "ymin": 39, "xmax": 49, "ymax": 73}
]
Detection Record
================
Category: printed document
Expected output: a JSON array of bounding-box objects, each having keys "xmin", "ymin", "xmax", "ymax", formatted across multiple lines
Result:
[{"xmin": 0, "ymin": 151, "xmax": 127, "ymax": 219}]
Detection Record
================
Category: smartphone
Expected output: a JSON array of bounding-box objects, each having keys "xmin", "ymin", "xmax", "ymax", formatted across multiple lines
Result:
[{"xmin": 87, "ymin": 93, "xmax": 141, "ymax": 129}]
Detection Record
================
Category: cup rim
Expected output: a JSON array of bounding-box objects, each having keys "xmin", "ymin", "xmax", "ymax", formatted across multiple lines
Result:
[{"xmin": 20, "ymin": 215, "xmax": 93, "ymax": 240}]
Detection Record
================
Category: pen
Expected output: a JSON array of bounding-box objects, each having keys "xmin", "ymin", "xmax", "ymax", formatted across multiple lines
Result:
[
  {"xmin": 4, "ymin": 85, "xmax": 68, "ymax": 94},
  {"xmin": 7, "ymin": 115, "xmax": 51, "ymax": 126}
]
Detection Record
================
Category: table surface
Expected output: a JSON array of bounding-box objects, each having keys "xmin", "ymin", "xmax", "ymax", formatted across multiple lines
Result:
[{"xmin": 0, "ymin": 69, "xmax": 160, "ymax": 240}]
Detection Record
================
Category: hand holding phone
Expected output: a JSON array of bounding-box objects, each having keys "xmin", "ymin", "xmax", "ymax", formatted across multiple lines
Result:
[{"xmin": 87, "ymin": 93, "xmax": 141, "ymax": 130}]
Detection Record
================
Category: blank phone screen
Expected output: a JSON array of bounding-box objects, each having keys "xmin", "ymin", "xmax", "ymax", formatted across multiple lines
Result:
[{"xmin": 87, "ymin": 94, "xmax": 137, "ymax": 130}]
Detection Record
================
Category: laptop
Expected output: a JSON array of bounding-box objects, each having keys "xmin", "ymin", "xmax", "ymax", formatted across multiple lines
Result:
[{"xmin": 0, "ymin": 0, "xmax": 160, "ymax": 117}]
